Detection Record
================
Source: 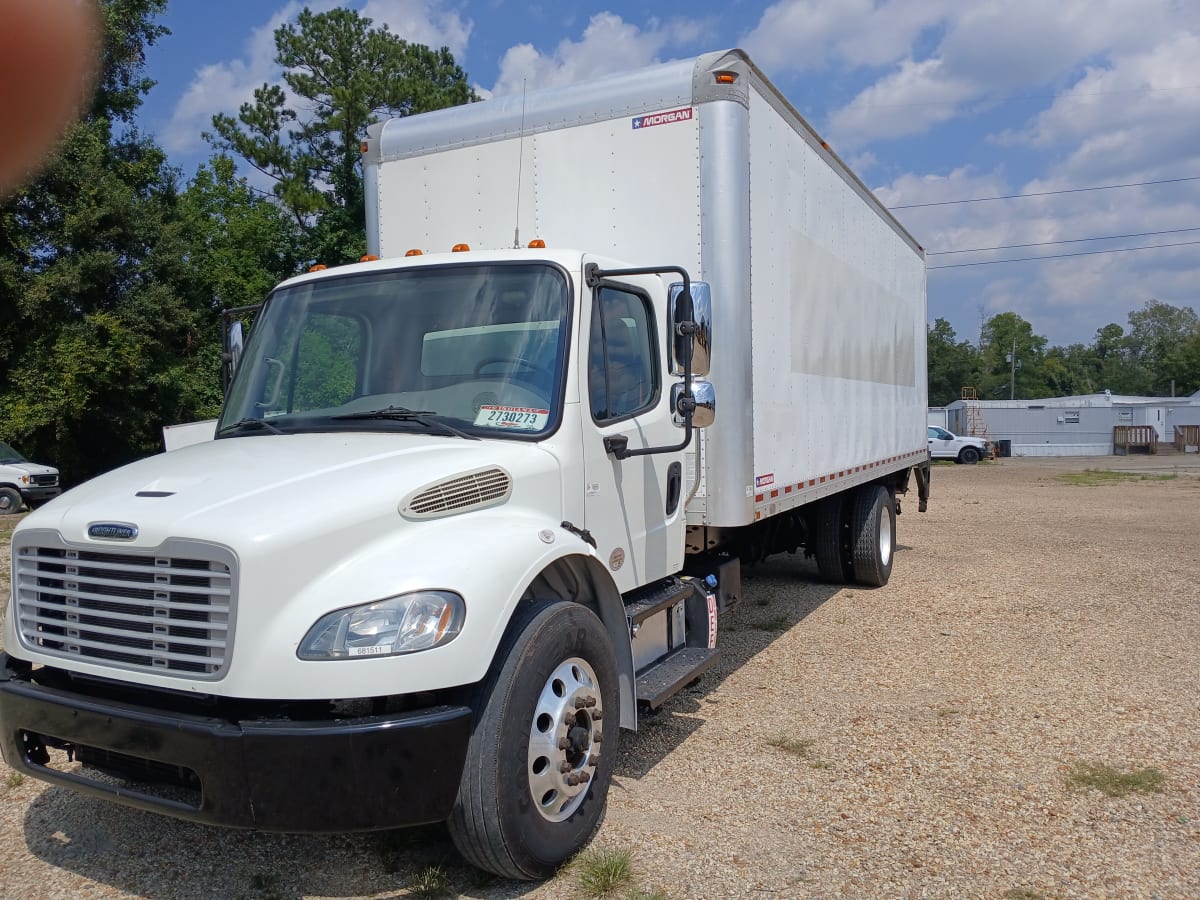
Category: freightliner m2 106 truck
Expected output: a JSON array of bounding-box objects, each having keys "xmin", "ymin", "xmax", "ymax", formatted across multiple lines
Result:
[{"xmin": 0, "ymin": 50, "xmax": 930, "ymax": 879}]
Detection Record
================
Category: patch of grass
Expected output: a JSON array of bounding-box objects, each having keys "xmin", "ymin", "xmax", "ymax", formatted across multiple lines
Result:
[
  {"xmin": 575, "ymin": 847, "xmax": 635, "ymax": 898},
  {"xmin": 1002, "ymin": 889, "xmax": 1049, "ymax": 900},
  {"xmin": 627, "ymin": 891, "xmax": 670, "ymax": 900},
  {"xmin": 753, "ymin": 614, "xmax": 791, "ymax": 632},
  {"xmin": 6, "ymin": 771, "xmax": 24, "ymax": 788},
  {"xmin": 407, "ymin": 864, "xmax": 451, "ymax": 898},
  {"xmin": 936, "ymin": 707, "xmax": 961, "ymax": 719},
  {"xmin": 1066, "ymin": 761, "xmax": 1166, "ymax": 797},
  {"xmin": 768, "ymin": 734, "xmax": 816, "ymax": 757},
  {"xmin": 246, "ymin": 872, "xmax": 282, "ymax": 900},
  {"xmin": 1056, "ymin": 469, "xmax": 1177, "ymax": 486}
]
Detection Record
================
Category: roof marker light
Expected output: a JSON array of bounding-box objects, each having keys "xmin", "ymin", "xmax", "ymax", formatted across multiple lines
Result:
[
  {"xmin": 452, "ymin": 243, "xmax": 470, "ymax": 252},
  {"xmin": 405, "ymin": 248, "xmax": 423, "ymax": 257},
  {"xmin": 360, "ymin": 141, "xmax": 369, "ymax": 154},
  {"xmin": 309, "ymin": 264, "xmax": 327, "ymax": 272},
  {"xmin": 714, "ymin": 71, "xmax": 738, "ymax": 84},
  {"xmin": 528, "ymin": 239, "xmax": 546, "ymax": 249},
  {"xmin": 360, "ymin": 254, "xmax": 379, "ymax": 262}
]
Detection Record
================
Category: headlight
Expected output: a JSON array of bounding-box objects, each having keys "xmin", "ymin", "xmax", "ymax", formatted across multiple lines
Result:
[
  {"xmin": 19, "ymin": 475, "xmax": 28, "ymax": 485},
  {"xmin": 298, "ymin": 590, "xmax": 465, "ymax": 660}
]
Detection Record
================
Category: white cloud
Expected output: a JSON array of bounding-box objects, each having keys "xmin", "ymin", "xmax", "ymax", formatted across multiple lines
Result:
[
  {"xmin": 488, "ymin": 12, "xmax": 707, "ymax": 98},
  {"xmin": 361, "ymin": 0, "xmax": 472, "ymax": 58},
  {"xmin": 827, "ymin": 58, "xmax": 977, "ymax": 145}
]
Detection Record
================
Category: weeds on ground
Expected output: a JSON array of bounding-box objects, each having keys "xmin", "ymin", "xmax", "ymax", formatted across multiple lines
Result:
[
  {"xmin": 767, "ymin": 734, "xmax": 829, "ymax": 769},
  {"xmin": 574, "ymin": 846, "xmax": 635, "ymax": 897},
  {"xmin": 753, "ymin": 613, "xmax": 791, "ymax": 632},
  {"xmin": 407, "ymin": 864, "xmax": 451, "ymax": 898},
  {"xmin": 6, "ymin": 771, "xmax": 24, "ymax": 788},
  {"xmin": 1002, "ymin": 889, "xmax": 1049, "ymax": 900},
  {"xmin": 243, "ymin": 872, "xmax": 283, "ymax": 900},
  {"xmin": 1066, "ymin": 761, "xmax": 1166, "ymax": 797},
  {"xmin": 1056, "ymin": 469, "xmax": 1177, "ymax": 486}
]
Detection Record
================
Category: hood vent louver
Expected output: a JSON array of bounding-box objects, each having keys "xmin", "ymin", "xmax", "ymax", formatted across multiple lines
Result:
[{"xmin": 402, "ymin": 467, "xmax": 512, "ymax": 520}]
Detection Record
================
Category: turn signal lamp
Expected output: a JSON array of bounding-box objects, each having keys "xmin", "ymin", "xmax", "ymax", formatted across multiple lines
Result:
[
  {"xmin": 360, "ymin": 141, "xmax": 369, "ymax": 154},
  {"xmin": 405, "ymin": 248, "xmax": 423, "ymax": 257},
  {"xmin": 452, "ymin": 243, "xmax": 470, "ymax": 252},
  {"xmin": 714, "ymin": 71, "xmax": 738, "ymax": 84},
  {"xmin": 528, "ymin": 239, "xmax": 546, "ymax": 249},
  {"xmin": 309, "ymin": 264, "xmax": 327, "ymax": 272},
  {"xmin": 359, "ymin": 254, "xmax": 379, "ymax": 262}
]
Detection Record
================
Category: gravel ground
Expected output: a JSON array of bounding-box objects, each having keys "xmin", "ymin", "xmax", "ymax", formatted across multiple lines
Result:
[{"xmin": 1, "ymin": 454, "xmax": 1199, "ymax": 899}]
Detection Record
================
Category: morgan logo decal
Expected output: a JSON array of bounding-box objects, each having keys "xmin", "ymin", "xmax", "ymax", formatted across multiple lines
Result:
[
  {"xmin": 632, "ymin": 107, "xmax": 693, "ymax": 129},
  {"xmin": 88, "ymin": 522, "xmax": 138, "ymax": 541},
  {"xmin": 754, "ymin": 473, "xmax": 775, "ymax": 488}
]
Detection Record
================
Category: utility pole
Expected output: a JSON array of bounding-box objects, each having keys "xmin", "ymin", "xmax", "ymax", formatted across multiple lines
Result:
[{"xmin": 1008, "ymin": 335, "xmax": 1017, "ymax": 400}]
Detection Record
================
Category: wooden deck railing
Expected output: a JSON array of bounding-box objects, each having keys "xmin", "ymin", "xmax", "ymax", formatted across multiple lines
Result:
[
  {"xmin": 1113, "ymin": 425, "xmax": 1157, "ymax": 455},
  {"xmin": 1174, "ymin": 424, "xmax": 1200, "ymax": 452}
]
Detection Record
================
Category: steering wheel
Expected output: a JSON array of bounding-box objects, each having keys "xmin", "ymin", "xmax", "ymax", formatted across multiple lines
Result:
[{"xmin": 473, "ymin": 356, "xmax": 553, "ymax": 383}]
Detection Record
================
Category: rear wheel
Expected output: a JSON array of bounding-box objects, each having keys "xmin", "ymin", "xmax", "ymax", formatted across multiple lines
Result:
[
  {"xmin": 850, "ymin": 485, "xmax": 896, "ymax": 587},
  {"xmin": 0, "ymin": 487, "xmax": 22, "ymax": 514},
  {"xmin": 959, "ymin": 446, "xmax": 980, "ymax": 464},
  {"xmin": 812, "ymin": 497, "xmax": 849, "ymax": 583},
  {"xmin": 449, "ymin": 600, "xmax": 619, "ymax": 880}
]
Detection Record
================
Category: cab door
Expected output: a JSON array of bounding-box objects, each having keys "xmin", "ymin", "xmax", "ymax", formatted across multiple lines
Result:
[{"xmin": 581, "ymin": 277, "xmax": 685, "ymax": 591}]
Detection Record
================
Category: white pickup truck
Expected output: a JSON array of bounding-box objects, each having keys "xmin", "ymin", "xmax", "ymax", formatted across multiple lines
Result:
[
  {"xmin": 0, "ymin": 442, "xmax": 61, "ymax": 513},
  {"xmin": 927, "ymin": 426, "xmax": 992, "ymax": 464}
]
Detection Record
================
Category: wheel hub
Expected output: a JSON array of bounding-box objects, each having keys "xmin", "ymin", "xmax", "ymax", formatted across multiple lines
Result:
[{"xmin": 527, "ymin": 657, "xmax": 602, "ymax": 822}]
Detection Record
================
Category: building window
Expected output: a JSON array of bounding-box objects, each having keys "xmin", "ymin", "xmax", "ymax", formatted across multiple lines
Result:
[{"xmin": 1063, "ymin": 411, "xmax": 1080, "ymax": 424}]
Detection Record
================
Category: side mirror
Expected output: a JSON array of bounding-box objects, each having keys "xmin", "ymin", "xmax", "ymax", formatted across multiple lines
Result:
[
  {"xmin": 671, "ymin": 380, "xmax": 716, "ymax": 428},
  {"xmin": 668, "ymin": 281, "xmax": 712, "ymax": 377}
]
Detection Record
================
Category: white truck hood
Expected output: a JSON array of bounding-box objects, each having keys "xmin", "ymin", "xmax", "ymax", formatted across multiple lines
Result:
[
  {"xmin": 19, "ymin": 432, "xmax": 560, "ymax": 550},
  {"xmin": 1, "ymin": 461, "xmax": 57, "ymax": 478}
]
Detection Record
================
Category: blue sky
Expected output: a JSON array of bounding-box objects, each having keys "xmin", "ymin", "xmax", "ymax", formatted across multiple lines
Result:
[{"xmin": 140, "ymin": 0, "xmax": 1200, "ymax": 348}]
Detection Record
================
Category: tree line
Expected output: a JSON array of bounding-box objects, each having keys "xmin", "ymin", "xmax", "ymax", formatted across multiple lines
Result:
[
  {"xmin": 928, "ymin": 303, "xmax": 1200, "ymax": 408},
  {"xmin": 0, "ymin": 1, "xmax": 474, "ymax": 484}
]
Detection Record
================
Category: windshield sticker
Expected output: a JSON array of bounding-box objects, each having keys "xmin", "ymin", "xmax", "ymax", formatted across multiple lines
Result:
[
  {"xmin": 632, "ymin": 107, "xmax": 693, "ymax": 130},
  {"xmin": 474, "ymin": 405, "xmax": 550, "ymax": 430}
]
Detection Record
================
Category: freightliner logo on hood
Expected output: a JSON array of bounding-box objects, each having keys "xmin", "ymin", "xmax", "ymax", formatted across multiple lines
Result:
[{"xmin": 88, "ymin": 522, "xmax": 139, "ymax": 540}]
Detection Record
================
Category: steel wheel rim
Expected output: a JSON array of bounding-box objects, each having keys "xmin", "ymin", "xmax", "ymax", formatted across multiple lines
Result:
[{"xmin": 527, "ymin": 656, "xmax": 602, "ymax": 822}]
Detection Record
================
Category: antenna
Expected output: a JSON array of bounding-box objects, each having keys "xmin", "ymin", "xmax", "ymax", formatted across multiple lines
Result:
[{"xmin": 513, "ymin": 80, "xmax": 527, "ymax": 249}]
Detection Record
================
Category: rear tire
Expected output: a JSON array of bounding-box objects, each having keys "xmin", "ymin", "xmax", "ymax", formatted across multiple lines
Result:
[
  {"xmin": 812, "ymin": 498, "xmax": 849, "ymax": 583},
  {"xmin": 850, "ymin": 485, "xmax": 896, "ymax": 587},
  {"xmin": 0, "ymin": 487, "xmax": 22, "ymax": 514},
  {"xmin": 449, "ymin": 600, "xmax": 619, "ymax": 880}
]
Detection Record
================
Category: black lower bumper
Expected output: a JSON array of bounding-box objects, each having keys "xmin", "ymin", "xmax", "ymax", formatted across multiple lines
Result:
[
  {"xmin": 0, "ymin": 653, "xmax": 473, "ymax": 831},
  {"xmin": 19, "ymin": 485, "xmax": 60, "ymax": 503}
]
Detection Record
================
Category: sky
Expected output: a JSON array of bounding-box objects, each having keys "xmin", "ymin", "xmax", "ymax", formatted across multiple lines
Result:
[{"xmin": 139, "ymin": 0, "xmax": 1200, "ymax": 348}]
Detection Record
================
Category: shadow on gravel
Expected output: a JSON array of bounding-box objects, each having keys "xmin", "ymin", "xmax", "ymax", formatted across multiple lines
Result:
[{"xmin": 19, "ymin": 550, "xmax": 859, "ymax": 897}]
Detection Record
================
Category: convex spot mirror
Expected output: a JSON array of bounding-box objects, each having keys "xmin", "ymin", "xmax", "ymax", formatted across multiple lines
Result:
[
  {"xmin": 671, "ymin": 380, "xmax": 716, "ymax": 428},
  {"xmin": 668, "ymin": 281, "xmax": 712, "ymax": 377}
]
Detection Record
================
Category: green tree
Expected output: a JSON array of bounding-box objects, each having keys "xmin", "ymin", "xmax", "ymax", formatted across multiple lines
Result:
[
  {"xmin": 0, "ymin": 0, "xmax": 211, "ymax": 483},
  {"xmin": 1124, "ymin": 299, "xmax": 1199, "ymax": 395},
  {"xmin": 979, "ymin": 312, "xmax": 1049, "ymax": 400},
  {"xmin": 926, "ymin": 318, "xmax": 981, "ymax": 407},
  {"xmin": 208, "ymin": 7, "xmax": 476, "ymax": 264}
]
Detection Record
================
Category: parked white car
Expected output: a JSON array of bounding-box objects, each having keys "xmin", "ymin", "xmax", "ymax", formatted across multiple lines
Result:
[
  {"xmin": 0, "ymin": 441, "xmax": 60, "ymax": 513},
  {"xmin": 927, "ymin": 426, "xmax": 992, "ymax": 464}
]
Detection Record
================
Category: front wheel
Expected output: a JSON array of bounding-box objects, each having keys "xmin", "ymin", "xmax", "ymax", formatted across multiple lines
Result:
[
  {"xmin": 449, "ymin": 600, "xmax": 619, "ymax": 880},
  {"xmin": 958, "ymin": 446, "xmax": 980, "ymax": 464},
  {"xmin": 0, "ymin": 487, "xmax": 22, "ymax": 514}
]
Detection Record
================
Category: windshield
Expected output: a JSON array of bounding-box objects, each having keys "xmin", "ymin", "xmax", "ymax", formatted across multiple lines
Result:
[
  {"xmin": 218, "ymin": 263, "xmax": 571, "ymax": 439},
  {"xmin": 0, "ymin": 441, "xmax": 27, "ymax": 464}
]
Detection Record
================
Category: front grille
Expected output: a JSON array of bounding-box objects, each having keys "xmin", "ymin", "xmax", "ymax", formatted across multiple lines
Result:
[
  {"xmin": 15, "ymin": 542, "xmax": 234, "ymax": 678},
  {"xmin": 31, "ymin": 474, "xmax": 58, "ymax": 486}
]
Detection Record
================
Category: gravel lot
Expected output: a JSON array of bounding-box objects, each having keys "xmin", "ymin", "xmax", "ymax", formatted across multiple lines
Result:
[{"xmin": 2, "ymin": 454, "xmax": 1199, "ymax": 899}]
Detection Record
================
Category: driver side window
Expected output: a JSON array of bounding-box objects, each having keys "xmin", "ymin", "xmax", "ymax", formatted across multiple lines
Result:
[{"xmin": 588, "ymin": 287, "xmax": 658, "ymax": 422}]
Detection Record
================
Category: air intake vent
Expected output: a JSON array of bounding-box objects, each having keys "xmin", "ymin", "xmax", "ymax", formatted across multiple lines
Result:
[{"xmin": 402, "ymin": 467, "xmax": 512, "ymax": 519}]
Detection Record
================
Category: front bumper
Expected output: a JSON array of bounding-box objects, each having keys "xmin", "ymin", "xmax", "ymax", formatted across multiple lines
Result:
[
  {"xmin": 19, "ymin": 485, "xmax": 60, "ymax": 503},
  {"xmin": 0, "ymin": 653, "xmax": 473, "ymax": 831}
]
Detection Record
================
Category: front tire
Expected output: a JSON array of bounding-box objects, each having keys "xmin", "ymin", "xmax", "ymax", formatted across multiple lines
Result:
[
  {"xmin": 0, "ymin": 487, "xmax": 22, "ymax": 514},
  {"xmin": 959, "ymin": 446, "xmax": 980, "ymax": 464},
  {"xmin": 449, "ymin": 600, "xmax": 619, "ymax": 880},
  {"xmin": 850, "ymin": 485, "xmax": 896, "ymax": 587}
]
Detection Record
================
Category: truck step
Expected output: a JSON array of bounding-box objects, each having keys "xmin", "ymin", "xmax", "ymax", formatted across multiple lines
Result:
[
  {"xmin": 636, "ymin": 647, "xmax": 720, "ymax": 710},
  {"xmin": 623, "ymin": 577, "xmax": 694, "ymax": 627}
]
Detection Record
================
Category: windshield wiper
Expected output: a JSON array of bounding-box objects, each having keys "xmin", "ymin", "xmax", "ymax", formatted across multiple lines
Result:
[
  {"xmin": 217, "ymin": 417, "xmax": 285, "ymax": 437},
  {"xmin": 332, "ymin": 406, "xmax": 480, "ymax": 441}
]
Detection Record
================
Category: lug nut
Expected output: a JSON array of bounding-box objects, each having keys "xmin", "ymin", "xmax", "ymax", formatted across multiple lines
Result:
[
  {"xmin": 592, "ymin": 731, "xmax": 603, "ymax": 743},
  {"xmin": 578, "ymin": 770, "xmax": 591, "ymax": 783},
  {"xmin": 587, "ymin": 754, "xmax": 600, "ymax": 767},
  {"xmin": 575, "ymin": 697, "xmax": 587, "ymax": 709},
  {"xmin": 566, "ymin": 773, "xmax": 580, "ymax": 786},
  {"xmin": 591, "ymin": 709, "xmax": 602, "ymax": 720},
  {"xmin": 559, "ymin": 760, "xmax": 572, "ymax": 773},
  {"xmin": 585, "ymin": 696, "xmax": 597, "ymax": 708},
  {"xmin": 557, "ymin": 737, "xmax": 570, "ymax": 750},
  {"xmin": 565, "ymin": 713, "xmax": 576, "ymax": 725}
]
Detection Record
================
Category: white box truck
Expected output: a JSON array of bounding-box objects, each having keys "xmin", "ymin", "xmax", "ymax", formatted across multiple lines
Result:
[{"xmin": 0, "ymin": 50, "xmax": 929, "ymax": 879}]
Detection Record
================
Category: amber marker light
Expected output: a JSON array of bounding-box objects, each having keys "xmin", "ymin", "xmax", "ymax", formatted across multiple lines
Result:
[
  {"xmin": 405, "ymin": 249, "xmax": 424, "ymax": 257},
  {"xmin": 360, "ymin": 141, "xmax": 369, "ymax": 154},
  {"xmin": 360, "ymin": 254, "xmax": 379, "ymax": 262},
  {"xmin": 528, "ymin": 239, "xmax": 546, "ymax": 248},
  {"xmin": 309, "ymin": 264, "xmax": 327, "ymax": 272},
  {"xmin": 714, "ymin": 71, "xmax": 737, "ymax": 84},
  {"xmin": 452, "ymin": 243, "xmax": 470, "ymax": 252}
]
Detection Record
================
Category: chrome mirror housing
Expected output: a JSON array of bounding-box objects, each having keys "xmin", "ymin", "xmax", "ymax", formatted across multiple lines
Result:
[
  {"xmin": 668, "ymin": 281, "xmax": 712, "ymax": 377},
  {"xmin": 671, "ymin": 380, "xmax": 716, "ymax": 428}
]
